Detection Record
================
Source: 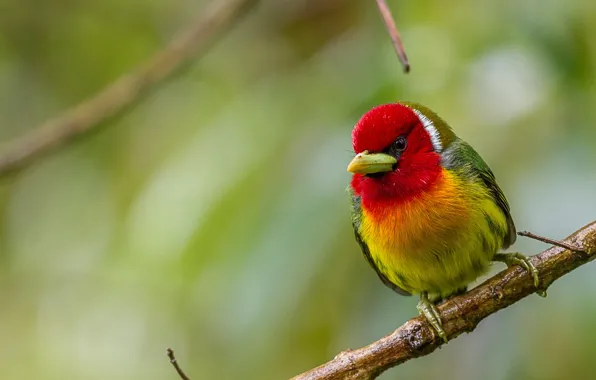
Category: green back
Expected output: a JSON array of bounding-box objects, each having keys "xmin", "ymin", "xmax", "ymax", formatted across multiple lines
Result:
[{"xmin": 441, "ymin": 139, "xmax": 517, "ymax": 248}]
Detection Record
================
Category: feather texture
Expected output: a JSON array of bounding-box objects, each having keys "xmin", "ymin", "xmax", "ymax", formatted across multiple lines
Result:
[
  {"xmin": 348, "ymin": 102, "xmax": 515, "ymax": 298},
  {"xmin": 352, "ymin": 166, "xmax": 509, "ymax": 297}
]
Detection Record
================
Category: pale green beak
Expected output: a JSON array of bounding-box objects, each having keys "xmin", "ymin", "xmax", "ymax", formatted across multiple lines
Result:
[{"xmin": 347, "ymin": 150, "xmax": 397, "ymax": 174}]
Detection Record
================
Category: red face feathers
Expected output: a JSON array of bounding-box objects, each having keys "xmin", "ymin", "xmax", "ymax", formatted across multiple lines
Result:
[{"xmin": 349, "ymin": 102, "xmax": 447, "ymax": 204}]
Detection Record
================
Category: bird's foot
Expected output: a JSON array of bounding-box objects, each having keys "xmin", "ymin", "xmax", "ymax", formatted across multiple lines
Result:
[
  {"xmin": 493, "ymin": 252, "xmax": 547, "ymax": 297},
  {"xmin": 417, "ymin": 292, "xmax": 448, "ymax": 343}
]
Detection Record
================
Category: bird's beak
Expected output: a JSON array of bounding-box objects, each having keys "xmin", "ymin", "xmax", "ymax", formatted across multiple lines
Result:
[{"xmin": 347, "ymin": 151, "xmax": 397, "ymax": 174}]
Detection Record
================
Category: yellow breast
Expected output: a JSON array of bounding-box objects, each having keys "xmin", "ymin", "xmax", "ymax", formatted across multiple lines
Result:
[{"xmin": 358, "ymin": 170, "xmax": 508, "ymax": 296}]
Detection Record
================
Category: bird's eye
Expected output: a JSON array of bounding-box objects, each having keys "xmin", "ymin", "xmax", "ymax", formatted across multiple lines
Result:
[{"xmin": 393, "ymin": 136, "xmax": 407, "ymax": 151}]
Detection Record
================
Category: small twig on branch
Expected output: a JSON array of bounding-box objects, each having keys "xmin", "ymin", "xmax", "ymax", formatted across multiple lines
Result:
[
  {"xmin": 375, "ymin": 0, "xmax": 410, "ymax": 73},
  {"xmin": 291, "ymin": 221, "xmax": 596, "ymax": 380},
  {"xmin": 518, "ymin": 230, "xmax": 586, "ymax": 253},
  {"xmin": 0, "ymin": 0, "xmax": 259, "ymax": 175},
  {"xmin": 166, "ymin": 348, "xmax": 192, "ymax": 380}
]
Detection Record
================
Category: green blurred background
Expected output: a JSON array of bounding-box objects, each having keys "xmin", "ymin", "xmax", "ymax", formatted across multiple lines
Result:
[{"xmin": 0, "ymin": 0, "xmax": 595, "ymax": 379}]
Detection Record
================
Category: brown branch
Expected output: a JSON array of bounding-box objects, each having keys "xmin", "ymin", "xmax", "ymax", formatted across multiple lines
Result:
[
  {"xmin": 291, "ymin": 221, "xmax": 596, "ymax": 380},
  {"xmin": 0, "ymin": 0, "xmax": 259, "ymax": 175},
  {"xmin": 375, "ymin": 0, "xmax": 410, "ymax": 73},
  {"xmin": 166, "ymin": 348, "xmax": 192, "ymax": 380},
  {"xmin": 518, "ymin": 230, "xmax": 585, "ymax": 253}
]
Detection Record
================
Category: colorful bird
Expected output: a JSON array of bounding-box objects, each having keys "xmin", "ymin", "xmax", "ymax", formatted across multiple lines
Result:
[{"xmin": 347, "ymin": 102, "xmax": 543, "ymax": 342}]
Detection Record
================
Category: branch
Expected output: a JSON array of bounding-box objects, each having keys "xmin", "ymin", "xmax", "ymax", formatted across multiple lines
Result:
[
  {"xmin": 0, "ymin": 0, "xmax": 258, "ymax": 175},
  {"xmin": 375, "ymin": 0, "xmax": 410, "ymax": 73},
  {"xmin": 292, "ymin": 221, "xmax": 596, "ymax": 380},
  {"xmin": 166, "ymin": 348, "xmax": 191, "ymax": 380}
]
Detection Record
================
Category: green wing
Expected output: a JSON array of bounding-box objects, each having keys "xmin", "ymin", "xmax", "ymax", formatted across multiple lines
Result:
[
  {"xmin": 349, "ymin": 189, "xmax": 411, "ymax": 296},
  {"xmin": 442, "ymin": 139, "xmax": 517, "ymax": 248}
]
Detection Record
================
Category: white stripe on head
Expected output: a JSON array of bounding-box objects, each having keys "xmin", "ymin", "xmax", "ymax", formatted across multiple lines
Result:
[{"xmin": 410, "ymin": 108, "xmax": 442, "ymax": 153}]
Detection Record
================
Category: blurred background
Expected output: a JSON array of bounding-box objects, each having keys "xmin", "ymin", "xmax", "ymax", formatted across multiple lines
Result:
[{"xmin": 0, "ymin": 0, "xmax": 595, "ymax": 379}]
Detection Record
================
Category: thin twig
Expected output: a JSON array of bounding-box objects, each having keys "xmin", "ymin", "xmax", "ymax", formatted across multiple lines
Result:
[
  {"xmin": 291, "ymin": 221, "xmax": 596, "ymax": 380},
  {"xmin": 0, "ymin": 0, "xmax": 259, "ymax": 175},
  {"xmin": 518, "ymin": 230, "xmax": 586, "ymax": 253},
  {"xmin": 375, "ymin": 0, "xmax": 410, "ymax": 73},
  {"xmin": 166, "ymin": 348, "xmax": 192, "ymax": 380}
]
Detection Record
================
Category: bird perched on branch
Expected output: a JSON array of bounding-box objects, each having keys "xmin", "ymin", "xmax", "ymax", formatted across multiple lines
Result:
[{"xmin": 347, "ymin": 102, "xmax": 543, "ymax": 342}]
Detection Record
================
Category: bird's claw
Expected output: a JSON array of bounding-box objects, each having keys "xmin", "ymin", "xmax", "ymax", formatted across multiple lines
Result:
[
  {"xmin": 494, "ymin": 252, "xmax": 546, "ymax": 297},
  {"xmin": 417, "ymin": 293, "xmax": 448, "ymax": 343}
]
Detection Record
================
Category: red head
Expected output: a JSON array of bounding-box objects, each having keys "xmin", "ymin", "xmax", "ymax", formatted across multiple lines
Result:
[{"xmin": 348, "ymin": 102, "xmax": 454, "ymax": 204}]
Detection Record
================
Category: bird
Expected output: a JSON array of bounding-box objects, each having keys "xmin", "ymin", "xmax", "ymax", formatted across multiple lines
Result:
[{"xmin": 346, "ymin": 101, "xmax": 543, "ymax": 342}]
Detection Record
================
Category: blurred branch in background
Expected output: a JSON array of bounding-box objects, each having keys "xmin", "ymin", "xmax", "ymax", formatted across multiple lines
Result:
[
  {"xmin": 166, "ymin": 349, "xmax": 191, "ymax": 380},
  {"xmin": 0, "ymin": 0, "xmax": 259, "ymax": 175},
  {"xmin": 375, "ymin": 0, "xmax": 409, "ymax": 73},
  {"xmin": 291, "ymin": 222, "xmax": 596, "ymax": 380}
]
